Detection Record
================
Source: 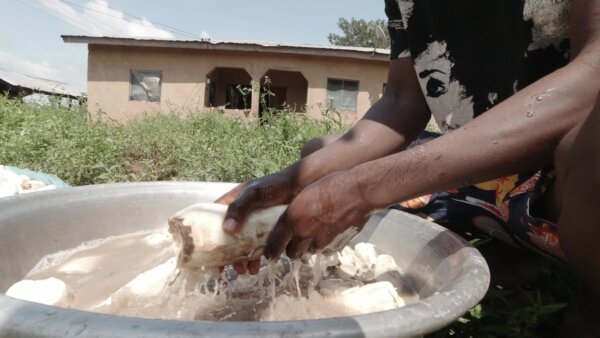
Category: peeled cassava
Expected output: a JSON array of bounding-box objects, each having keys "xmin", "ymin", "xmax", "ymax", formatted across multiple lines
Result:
[
  {"xmin": 100, "ymin": 257, "xmax": 177, "ymax": 309},
  {"xmin": 319, "ymin": 280, "xmax": 405, "ymax": 313},
  {"xmin": 168, "ymin": 203, "xmax": 359, "ymax": 269},
  {"xmin": 6, "ymin": 277, "xmax": 74, "ymax": 307},
  {"xmin": 168, "ymin": 203, "xmax": 287, "ymax": 269}
]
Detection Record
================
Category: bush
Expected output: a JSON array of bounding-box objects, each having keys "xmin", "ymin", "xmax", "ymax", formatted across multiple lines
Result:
[{"xmin": 0, "ymin": 95, "xmax": 345, "ymax": 186}]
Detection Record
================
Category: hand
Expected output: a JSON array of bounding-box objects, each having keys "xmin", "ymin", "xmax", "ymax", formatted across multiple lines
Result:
[
  {"xmin": 214, "ymin": 170, "xmax": 298, "ymax": 274},
  {"xmin": 215, "ymin": 171, "xmax": 299, "ymax": 231},
  {"xmin": 264, "ymin": 170, "xmax": 373, "ymax": 260}
]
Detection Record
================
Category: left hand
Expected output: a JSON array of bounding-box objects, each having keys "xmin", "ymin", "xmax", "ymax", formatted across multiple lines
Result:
[{"xmin": 264, "ymin": 170, "xmax": 373, "ymax": 260}]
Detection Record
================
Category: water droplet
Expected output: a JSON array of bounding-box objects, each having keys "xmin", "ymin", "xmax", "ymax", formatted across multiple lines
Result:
[
  {"xmin": 527, "ymin": 101, "xmax": 534, "ymax": 118},
  {"xmin": 493, "ymin": 140, "xmax": 498, "ymax": 145},
  {"xmin": 536, "ymin": 96, "xmax": 543, "ymax": 101}
]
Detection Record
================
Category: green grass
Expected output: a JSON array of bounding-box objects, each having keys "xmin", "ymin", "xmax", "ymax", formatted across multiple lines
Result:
[
  {"xmin": 0, "ymin": 95, "xmax": 578, "ymax": 337},
  {"xmin": 0, "ymin": 95, "xmax": 344, "ymax": 185}
]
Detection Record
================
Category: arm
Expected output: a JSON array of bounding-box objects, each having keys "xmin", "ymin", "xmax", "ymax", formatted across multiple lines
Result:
[
  {"xmin": 264, "ymin": 0, "xmax": 600, "ymax": 258},
  {"xmin": 217, "ymin": 57, "xmax": 430, "ymax": 228},
  {"xmin": 356, "ymin": 0, "xmax": 600, "ymax": 209},
  {"xmin": 281, "ymin": 57, "xmax": 431, "ymax": 193}
]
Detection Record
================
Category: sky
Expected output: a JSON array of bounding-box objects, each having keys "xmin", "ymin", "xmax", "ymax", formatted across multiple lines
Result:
[{"xmin": 0, "ymin": 0, "xmax": 387, "ymax": 92}]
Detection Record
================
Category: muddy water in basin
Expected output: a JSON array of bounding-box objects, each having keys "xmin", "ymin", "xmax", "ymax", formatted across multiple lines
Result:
[{"xmin": 14, "ymin": 229, "xmax": 418, "ymax": 321}]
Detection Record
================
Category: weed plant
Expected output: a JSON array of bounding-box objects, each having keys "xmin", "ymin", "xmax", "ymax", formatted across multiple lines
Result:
[{"xmin": 0, "ymin": 95, "xmax": 343, "ymax": 185}]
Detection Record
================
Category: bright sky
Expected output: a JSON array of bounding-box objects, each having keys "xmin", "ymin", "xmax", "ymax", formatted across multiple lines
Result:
[{"xmin": 0, "ymin": 0, "xmax": 386, "ymax": 92}]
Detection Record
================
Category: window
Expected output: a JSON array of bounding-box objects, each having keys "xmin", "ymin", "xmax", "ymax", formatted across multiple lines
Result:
[
  {"xmin": 130, "ymin": 70, "xmax": 162, "ymax": 102},
  {"xmin": 326, "ymin": 78, "xmax": 359, "ymax": 111}
]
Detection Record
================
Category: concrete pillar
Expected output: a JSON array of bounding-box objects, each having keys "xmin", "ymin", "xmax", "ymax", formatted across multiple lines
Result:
[
  {"xmin": 248, "ymin": 66, "xmax": 267, "ymax": 114},
  {"xmin": 250, "ymin": 80, "xmax": 260, "ymax": 113}
]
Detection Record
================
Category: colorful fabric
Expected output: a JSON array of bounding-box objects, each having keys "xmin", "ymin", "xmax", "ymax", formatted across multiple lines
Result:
[
  {"xmin": 381, "ymin": 0, "xmax": 572, "ymax": 260},
  {"xmin": 395, "ymin": 136, "xmax": 565, "ymax": 261}
]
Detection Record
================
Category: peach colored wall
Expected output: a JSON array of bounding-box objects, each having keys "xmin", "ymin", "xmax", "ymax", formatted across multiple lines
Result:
[{"xmin": 87, "ymin": 44, "xmax": 389, "ymax": 123}]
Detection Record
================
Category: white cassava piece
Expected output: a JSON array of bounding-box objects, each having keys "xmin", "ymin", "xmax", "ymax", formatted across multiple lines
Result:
[
  {"xmin": 168, "ymin": 203, "xmax": 287, "ymax": 268},
  {"xmin": 6, "ymin": 277, "xmax": 74, "ymax": 307},
  {"xmin": 168, "ymin": 203, "xmax": 361, "ymax": 269},
  {"xmin": 320, "ymin": 280, "xmax": 405, "ymax": 313},
  {"xmin": 0, "ymin": 165, "xmax": 55, "ymax": 198}
]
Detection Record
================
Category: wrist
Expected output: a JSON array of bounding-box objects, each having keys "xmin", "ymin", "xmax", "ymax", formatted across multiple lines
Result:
[
  {"xmin": 280, "ymin": 160, "xmax": 315, "ymax": 197},
  {"xmin": 282, "ymin": 156, "xmax": 331, "ymax": 195},
  {"xmin": 350, "ymin": 157, "xmax": 414, "ymax": 211},
  {"xmin": 345, "ymin": 166, "xmax": 381, "ymax": 213}
]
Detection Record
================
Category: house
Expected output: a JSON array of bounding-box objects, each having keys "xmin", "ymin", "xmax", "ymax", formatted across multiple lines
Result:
[
  {"xmin": 62, "ymin": 35, "xmax": 390, "ymax": 123},
  {"xmin": 0, "ymin": 67, "xmax": 83, "ymax": 106}
]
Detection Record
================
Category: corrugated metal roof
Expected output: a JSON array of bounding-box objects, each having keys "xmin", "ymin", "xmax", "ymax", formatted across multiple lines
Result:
[
  {"xmin": 62, "ymin": 35, "xmax": 391, "ymax": 62},
  {"xmin": 0, "ymin": 67, "xmax": 84, "ymax": 97}
]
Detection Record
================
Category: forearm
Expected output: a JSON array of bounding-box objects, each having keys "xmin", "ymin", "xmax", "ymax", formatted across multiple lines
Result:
[
  {"xmin": 354, "ymin": 60, "xmax": 600, "ymax": 209},
  {"xmin": 284, "ymin": 90, "xmax": 430, "ymax": 193},
  {"xmin": 275, "ymin": 57, "xmax": 431, "ymax": 193}
]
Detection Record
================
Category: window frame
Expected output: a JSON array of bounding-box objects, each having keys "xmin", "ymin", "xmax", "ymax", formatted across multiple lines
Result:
[
  {"xmin": 129, "ymin": 70, "xmax": 163, "ymax": 103},
  {"xmin": 326, "ymin": 78, "xmax": 359, "ymax": 112}
]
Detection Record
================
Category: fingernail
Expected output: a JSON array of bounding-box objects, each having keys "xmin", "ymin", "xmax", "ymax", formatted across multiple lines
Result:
[{"xmin": 222, "ymin": 219, "xmax": 237, "ymax": 232}]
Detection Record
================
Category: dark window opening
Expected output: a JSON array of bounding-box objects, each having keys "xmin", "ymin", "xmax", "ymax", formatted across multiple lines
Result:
[{"xmin": 225, "ymin": 84, "xmax": 252, "ymax": 109}]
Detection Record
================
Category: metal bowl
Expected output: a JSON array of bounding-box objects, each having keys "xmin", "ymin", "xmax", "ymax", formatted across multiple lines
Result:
[{"xmin": 0, "ymin": 182, "xmax": 489, "ymax": 338}]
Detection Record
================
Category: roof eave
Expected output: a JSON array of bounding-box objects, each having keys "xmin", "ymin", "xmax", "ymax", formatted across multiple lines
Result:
[{"xmin": 62, "ymin": 35, "xmax": 390, "ymax": 62}]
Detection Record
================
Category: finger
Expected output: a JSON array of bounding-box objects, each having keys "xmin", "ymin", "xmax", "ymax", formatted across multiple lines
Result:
[
  {"xmin": 285, "ymin": 237, "xmax": 313, "ymax": 259},
  {"xmin": 313, "ymin": 230, "xmax": 335, "ymax": 250},
  {"xmin": 216, "ymin": 183, "xmax": 247, "ymax": 234},
  {"xmin": 233, "ymin": 261, "xmax": 247, "ymax": 274},
  {"xmin": 221, "ymin": 186, "xmax": 260, "ymax": 234},
  {"xmin": 214, "ymin": 182, "xmax": 247, "ymax": 205},
  {"xmin": 247, "ymin": 259, "xmax": 261, "ymax": 275},
  {"xmin": 264, "ymin": 210, "xmax": 295, "ymax": 260}
]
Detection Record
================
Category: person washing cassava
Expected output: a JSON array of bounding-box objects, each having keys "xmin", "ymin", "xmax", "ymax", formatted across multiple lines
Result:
[{"xmin": 215, "ymin": 0, "xmax": 600, "ymax": 336}]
